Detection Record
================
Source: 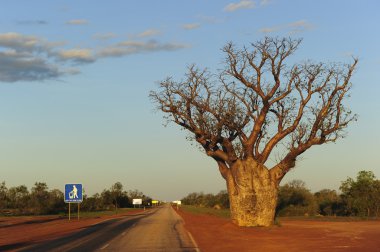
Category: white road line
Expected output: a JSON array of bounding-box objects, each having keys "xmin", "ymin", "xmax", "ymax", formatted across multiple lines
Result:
[
  {"xmin": 100, "ymin": 243, "xmax": 110, "ymax": 250},
  {"xmin": 187, "ymin": 231, "xmax": 201, "ymax": 252}
]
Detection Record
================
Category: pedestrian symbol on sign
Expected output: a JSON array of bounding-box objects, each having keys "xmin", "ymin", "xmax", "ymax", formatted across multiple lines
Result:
[{"xmin": 69, "ymin": 185, "xmax": 78, "ymax": 199}]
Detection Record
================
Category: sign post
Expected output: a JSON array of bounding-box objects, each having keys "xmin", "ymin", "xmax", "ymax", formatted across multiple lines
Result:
[{"xmin": 65, "ymin": 184, "xmax": 83, "ymax": 220}]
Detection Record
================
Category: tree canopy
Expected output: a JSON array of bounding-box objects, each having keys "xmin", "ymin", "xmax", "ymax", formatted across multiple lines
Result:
[
  {"xmin": 340, "ymin": 171, "xmax": 380, "ymax": 217},
  {"xmin": 151, "ymin": 37, "xmax": 358, "ymax": 181}
]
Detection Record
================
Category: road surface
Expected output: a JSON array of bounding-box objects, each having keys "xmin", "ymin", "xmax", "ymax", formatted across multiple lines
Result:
[{"xmin": 20, "ymin": 204, "xmax": 199, "ymax": 252}]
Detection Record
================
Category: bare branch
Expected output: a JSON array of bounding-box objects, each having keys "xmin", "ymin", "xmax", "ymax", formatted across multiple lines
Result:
[{"xmin": 151, "ymin": 38, "xmax": 358, "ymax": 183}]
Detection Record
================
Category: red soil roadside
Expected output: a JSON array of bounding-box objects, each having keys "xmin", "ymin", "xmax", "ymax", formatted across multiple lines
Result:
[{"xmin": 177, "ymin": 209, "xmax": 380, "ymax": 252}]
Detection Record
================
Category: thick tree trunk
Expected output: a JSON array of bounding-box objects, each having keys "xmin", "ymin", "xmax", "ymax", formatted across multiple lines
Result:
[{"xmin": 225, "ymin": 157, "xmax": 279, "ymax": 227}]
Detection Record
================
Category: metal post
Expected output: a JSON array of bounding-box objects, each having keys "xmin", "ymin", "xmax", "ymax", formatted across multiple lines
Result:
[
  {"xmin": 69, "ymin": 203, "xmax": 71, "ymax": 220},
  {"xmin": 78, "ymin": 203, "xmax": 80, "ymax": 220}
]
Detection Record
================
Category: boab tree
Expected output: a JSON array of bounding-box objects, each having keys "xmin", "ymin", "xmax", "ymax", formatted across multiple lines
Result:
[{"xmin": 150, "ymin": 37, "xmax": 358, "ymax": 227}]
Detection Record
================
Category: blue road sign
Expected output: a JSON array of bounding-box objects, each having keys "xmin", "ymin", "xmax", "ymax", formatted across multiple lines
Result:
[{"xmin": 65, "ymin": 184, "xmax": 83, "ymax": 203}]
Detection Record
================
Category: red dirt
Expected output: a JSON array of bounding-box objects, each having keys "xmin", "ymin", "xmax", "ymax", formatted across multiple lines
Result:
[
  {"xmin": 0, "ymin": 210, "xmax": 143, "ymax": 251},
  {"xmin": 177, "ymin": 209, "xmax": 380, "ymax": 252}
]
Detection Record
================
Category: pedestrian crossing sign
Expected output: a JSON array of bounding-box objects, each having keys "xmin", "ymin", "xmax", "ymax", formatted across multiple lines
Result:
[{"xmin": 64, "ymin": 184, "xmax": 83, "ymax": 203}]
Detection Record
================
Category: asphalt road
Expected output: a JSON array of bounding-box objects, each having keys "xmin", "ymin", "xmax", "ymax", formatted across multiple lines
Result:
[{"xmin": 20, "ymin": 204, "xmax": 199, "ymax": 252}]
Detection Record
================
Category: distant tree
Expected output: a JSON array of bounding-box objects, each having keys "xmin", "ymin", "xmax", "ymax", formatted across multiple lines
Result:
[
  {"xmin": 181, "ymin": 192, "xmax": 201, "ymax": 206},
  {"xmin": 127, "ymin": 189, "xmax": 145, "ymax": 199},
  {"xmin": 373, "ymin": 180, "xmax": 380, "ymax": 218},
  {"xmin": 314, "ymin": 189, "xmax": 341, "ymax": 216},
  {"xmin": 82, "ymin": 193, "xmax": 103, "ymax": 211},
  {"xmin": 0, "ymin": 182, "xmax": 151, "ymax": 215},
  {"xmin": 340, "ymin": 171, "xmax": 380, "ymax": 217},
  {"xmin": 203, "ymin": 193, "xmax": 218, "ymax": 208},
  {"xmin": 30, "ymin": 182, "xmax": 50, "ymax": 214},
  {"xmin": 7, "ymin": 185, "xmax": 30, "ymax": 212},
  {"xmin": 0, "ymin": 181, "xmax": 8, "ymax": 209},
  {"xmin": 215, "ymin": 190, "xmax": 230, "ymax": 209},
  {"xmin": 101, "ymin": 189, "xmax": 113, "ymax": 210},
  {"xmin": 142, "ymin": 196, "xmax": 152, "ymax": 207},
  {"xmin": 151, "ymin": 37, "xmax": 358, "ymax": 226},
  {"xmin": 128, "ymin": 189, "xmax": 148, "ymax": 204},
  {"xmin": 181, "ymin": 190, "xmax": 230, "ymax": 209},
  {"xmin": 110, "ymin": 182, "xmax": 124, "ymax": 212},
  {"xmin": 276, "ymin": 180, "xmax": 317, "ymax": 216},
  {"xmin": 47, "ymin": 189, "xmax": 65, "ymax": 214}
]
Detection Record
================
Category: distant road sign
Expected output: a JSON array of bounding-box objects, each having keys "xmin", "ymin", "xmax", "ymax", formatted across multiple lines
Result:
[
  {"xmin": 133, "ymin": 199, "xmax": 142, "ymax": 205},
  {"xmin": 65, "ymin": 184, "xmax": 83, "ymax": 203}
]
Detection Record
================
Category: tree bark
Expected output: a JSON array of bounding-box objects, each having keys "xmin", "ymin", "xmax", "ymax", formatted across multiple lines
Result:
[{"xmin": 225, "ymin": 158, "xmax": 279, "ymax": 227}]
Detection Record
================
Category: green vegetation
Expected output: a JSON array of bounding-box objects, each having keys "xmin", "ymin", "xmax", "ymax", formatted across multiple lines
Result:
[
  {"xmin": 60, "ymin": 208, "xmax": 138, "ymax": 218},
  {"xmin": 0, "ymin": 181, "xmax": 151, "ymax": 216},
  {"xmin": 181, "ymin": 205, "xmax": 230, "ymax": 219},
  {"xmin": 181, "ymin": 170, "xmax": 380, "ymax": 219},
  {"xmin": 340, "ymin": 171, "xmax": 380, "ymax": 217},
  {"xmin": 181, "ymin": 190, "xmax": 229, "ymax": 209}
]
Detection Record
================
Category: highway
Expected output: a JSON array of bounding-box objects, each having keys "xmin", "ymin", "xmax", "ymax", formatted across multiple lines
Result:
[{"xmin": 20, "ymin": 204, "xmax": 199, "ymax": 252}]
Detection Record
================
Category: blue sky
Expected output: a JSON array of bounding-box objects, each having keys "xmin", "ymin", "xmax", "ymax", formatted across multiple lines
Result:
[{"xmin": 0, "ymin": 0, "xmax": 379, "ymax": 201}]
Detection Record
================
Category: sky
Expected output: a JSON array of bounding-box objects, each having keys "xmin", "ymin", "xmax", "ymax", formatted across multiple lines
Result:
[{"xmin": 0, "ymin": 0, "xmax": 379, "ymax": 201}]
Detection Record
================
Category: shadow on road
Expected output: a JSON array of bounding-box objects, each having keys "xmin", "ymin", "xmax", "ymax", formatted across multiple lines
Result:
[{"xmin": 11, "ymin": 210, "xmax": 158, "ymax": 252}]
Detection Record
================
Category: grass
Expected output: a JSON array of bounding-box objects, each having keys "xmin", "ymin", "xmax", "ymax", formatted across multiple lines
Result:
[
  {"xmin": 180, "ymin": 205, "xmax": 230, "ymax": 219},
  {"xmin": 180, "ymin": 205, "xmax": 380, "ymax": 223},
  {"xmin": 60, "ymin": 208, "xmax": 139, "ymax": 218},
  {"xmin": 0, "ymin": 208, "xmax": 140, "ymax": 219},
  {"xmin": 279, "ymin": 215, "xmax": 380, "ymax": 222}
]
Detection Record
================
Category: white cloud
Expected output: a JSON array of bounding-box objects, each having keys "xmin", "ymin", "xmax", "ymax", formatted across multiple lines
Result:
[
  {"xmin": 0, "ymin": 32, "xmax": 188, "ymax": 83},
  {"xmin": 57, "ymin": 49, "xmax": 95, "ymax": 63},
  {"xmin": 136, "ymin": 29, "xmax": 161, "ymax": 38},
  {"xmin": 224, "ymin": 0, "xmax": 255, "ymax": 12},
  {"xmin": 0, "ymin": 33, "xmax": 48, "ymax": 52},
  {"xmin": 0, "ymin": 33, "xmax": 73, "ymax": 82},
  {"xmin": 117, "ymin": 41, "xmax": 146, "ymax": 47},
  {"xmin": 97, "ymin": 40, "xmax": 189, "ymax": 58},
  {"xmin": 259, "ymin": 20, "xmax": 314, "ymax": 34},
  {"xmin": 65, "ymin": 19, "xmax": 88, "ymax": 25},
  {"xmin": 0, "ymin": 50, "xmax": 62, "ymax": 82},
  {"xmin": 259, "ymin": 27, "xmax": 279, "ymax": 33},
  {"xmin": 288, "ymin": 20, "xmax": 314, "ymax": 34},
  {"xmin": 182, "ymin": 23, "xmax": 201, "ymax": 30}
]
